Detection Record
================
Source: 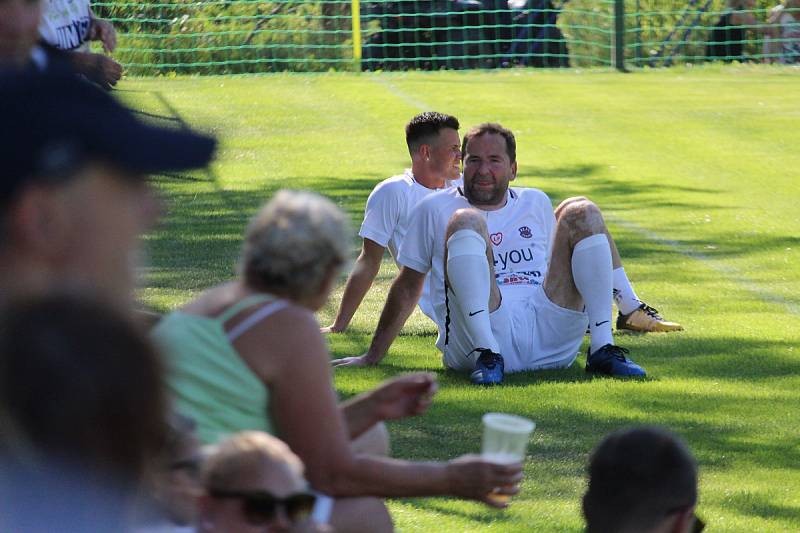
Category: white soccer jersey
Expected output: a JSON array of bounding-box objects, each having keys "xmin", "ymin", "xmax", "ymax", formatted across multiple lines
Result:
[
  {"xmin": 398, "ymin": 186, "xmax": 556, "ymax": 351},
  {"xmin": 359, "ymin": 170, "xmax": 461, "ymax": 320},
  {"xmin": 39, "ymin": 0, "xmax": 92, "ymax": 51}
]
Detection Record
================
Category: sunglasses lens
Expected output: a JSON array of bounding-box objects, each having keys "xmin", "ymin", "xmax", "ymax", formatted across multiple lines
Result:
[
  {"xmin": 286, "ymin": 494, "xmax": 317, "ymax": 522},
  {"xmin": 241, "ymin": 493, "xmax": 316, "ymax": 525},
  {"xmin": 243, "ymin": 498, "xmax": 276, "ymax": 525}
]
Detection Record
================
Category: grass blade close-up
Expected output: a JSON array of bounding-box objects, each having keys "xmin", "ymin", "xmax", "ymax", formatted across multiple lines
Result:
[{"xmin": 123, "ymin": 65, "xmax": 800, "ymax": 532}]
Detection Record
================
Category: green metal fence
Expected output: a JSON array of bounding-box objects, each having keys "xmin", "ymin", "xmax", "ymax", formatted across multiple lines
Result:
[{"xmin": 94, "ymin": 0, "xmax": 798, "ymax": 74}]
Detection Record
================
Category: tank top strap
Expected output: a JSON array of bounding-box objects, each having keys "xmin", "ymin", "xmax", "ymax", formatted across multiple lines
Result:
[
  {"xmin": 226, "ymin": 300, "xmax": 290, "ymax": 342},
  {"xmin": 216, "ymin": 294, "xmax": 277, "ymax": 324}
]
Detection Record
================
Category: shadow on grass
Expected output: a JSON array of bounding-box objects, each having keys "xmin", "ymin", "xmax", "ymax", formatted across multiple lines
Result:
[{"xmin": 728, "ymin": 492, "xmax": 800, "ymax": 522}]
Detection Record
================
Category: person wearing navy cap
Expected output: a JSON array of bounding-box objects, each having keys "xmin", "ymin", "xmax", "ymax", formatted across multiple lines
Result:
[{"xmin": 0, "ymin": 69, "xmax": 217, "ymax": 311}]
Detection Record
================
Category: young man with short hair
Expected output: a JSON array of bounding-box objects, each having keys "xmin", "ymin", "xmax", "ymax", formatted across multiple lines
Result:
[{"xmin": 323, "ymin": 111, "xmax": 462, "ymax": 332}]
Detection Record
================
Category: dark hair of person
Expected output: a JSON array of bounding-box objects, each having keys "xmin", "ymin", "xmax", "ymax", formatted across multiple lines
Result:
[
  {"xmin": 0, "ymin": 294, "xmax": 168, "ymax": 487},
  {"xmin": 405, "ymin": 112, "xmax": 460, "ymax": 155},
  {"xmin": 461, "ymin": 122, "xmax": 517, "ymax": 163},
  {"xmin": 583, "ymin": 426, "xmax": 698, "ymax": 533}
]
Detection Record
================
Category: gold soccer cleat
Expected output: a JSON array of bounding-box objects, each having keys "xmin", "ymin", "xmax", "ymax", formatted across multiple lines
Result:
[{"xmin": 616, "ymin": 303, "xmax": 683, "ymax": 333}]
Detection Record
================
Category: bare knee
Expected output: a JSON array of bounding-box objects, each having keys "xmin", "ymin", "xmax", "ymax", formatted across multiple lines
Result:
[
  {"xmin": 350, "ymin": 422, "xmax": 390, "ymax": 457},
  {"xmin": 556, "ymin": 199, "xmax": 606, "ymax": 245},
  {"xmin": 554, "ymin": 196, "xmax": 589, "ymax": 218},
  {"xmin": 446, "ymin": 208, "xmax": 487, "ymax": 240},
  {"xmin": 330, "ymin": 497, "xmax": 394, "ymax": 533}
]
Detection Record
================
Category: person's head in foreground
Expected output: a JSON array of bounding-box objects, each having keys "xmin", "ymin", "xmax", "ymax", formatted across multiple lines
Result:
[
  {"xmin": 460, "ymin": 122, "xmax": 517, "ymax": 208},
  {"xmin": 0, "ymin": 0, "xmax": 43, "ymax": 66},
  {"xmin": 583, "ymin": 426, "xmax": 702, "ymax": 533},
  {"xmin": 0, "ymin": 69, "xmax": 215, "ymax": 310},
  {"xmin": 405, "ymin": 111, "xmax": 462, "ymax": 182},
  {"xmin": 241, "ymin": 189, "xmax": 350, "ymax": 310},
  {"xmin": 197, "ymin": 431, "xmax": 318, "ymax": 533},
  {"xmin": 0, "ymin": 294, "xmax": 168, "ymax": 527}
]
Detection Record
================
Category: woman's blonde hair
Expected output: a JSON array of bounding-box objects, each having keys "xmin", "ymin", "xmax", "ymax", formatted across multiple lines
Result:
[{"xmin": 241, "ymin": 189, "xmax": 350, "ymax": 301}]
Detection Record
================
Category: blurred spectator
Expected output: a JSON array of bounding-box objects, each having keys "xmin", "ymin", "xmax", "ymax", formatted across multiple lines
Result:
[
  {"xmin": 153, "ymin": 190, "xmax": 523, "ymax": 532},
  {"xmin": 582, "ymin": 426, "xmax": 702, "ymax": 533},
  {"xmin": 707, "ymin": 0, "xmax": 768, "ymax": 62},
  {"xmin": 139, "ymin": 414, "xmax": 204, "ymax": 532},
  {"xmin": 39, "ymin": 0, "xmax": 122, "ymax": 88},
  {"xmin": 0, "ymin": 295, "xmax": 168, "ymax": 531},
  {"xmin": 766, "ymin": 0, "xmax": 800, "ymax": 63},
  {"xmin": 0, "ymin": 0, "xmax": 48, "ymax": 68},
  {"xmin": 0, "ymin": 69, "xmax": 215, "ymax": 313},
  {"xmin": 198, "ymin": 431, "xmax": 329, "ymax": 533}
]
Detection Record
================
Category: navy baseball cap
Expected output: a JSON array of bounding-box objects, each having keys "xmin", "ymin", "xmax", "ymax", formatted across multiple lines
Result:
[{"xmin": 0, "ymin": 69, "xmax": 217, "ymax": 203}]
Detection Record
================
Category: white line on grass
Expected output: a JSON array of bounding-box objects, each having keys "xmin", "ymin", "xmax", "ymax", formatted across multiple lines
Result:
[
  {"xmin": 370, "ymin": 77, "xmax": 429, "ymax": 111},
  {"xmin": 606, "ymin": 214, "xmax": 800, "ymax": 316}
]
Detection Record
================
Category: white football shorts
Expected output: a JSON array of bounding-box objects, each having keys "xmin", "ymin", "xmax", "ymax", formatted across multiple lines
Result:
[{"xmin": 442, "ymin": 284, "xmax": 587, "ymax": 373}]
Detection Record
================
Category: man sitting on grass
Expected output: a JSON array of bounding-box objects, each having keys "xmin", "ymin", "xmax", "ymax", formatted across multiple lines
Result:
[
  {"xmin": 333, "ymin": 123, "xmax": 681, "ymax": 384},
  {"xmin": 323, "ymin": 111, "xmax": 462, "ymax": 333},
  {"xmin": 583, "ymin": 426, "xmax": 702, "ymax": 533}
]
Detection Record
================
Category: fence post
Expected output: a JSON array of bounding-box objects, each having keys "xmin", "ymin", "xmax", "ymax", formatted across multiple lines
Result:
[
  {"xmin": 613, "ymin": 0, "xmax": 627, "ymax": 71},
  {"xmin": 351, "ymin": 0, "xmax": 362, "ymax": 71}
]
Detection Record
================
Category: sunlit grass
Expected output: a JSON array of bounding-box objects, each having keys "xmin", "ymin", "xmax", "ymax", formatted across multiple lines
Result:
[{"xmin": 125, "ymin": 66, "xmax": 799, "ymax": 532}]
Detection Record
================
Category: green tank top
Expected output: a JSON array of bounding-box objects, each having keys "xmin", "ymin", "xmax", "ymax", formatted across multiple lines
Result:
[{"xmin": 152, "ymin": 294, "xmax": 288, "ymax": 445}]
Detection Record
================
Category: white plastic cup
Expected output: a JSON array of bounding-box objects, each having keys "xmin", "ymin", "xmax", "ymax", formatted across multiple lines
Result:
[
  {"xmin": 481, "ymin": 413, "xmax": 534, "ymax": 504},
  {"xmin": 481, "ymin": 412, "xmax": 536, "ymax": 464}
]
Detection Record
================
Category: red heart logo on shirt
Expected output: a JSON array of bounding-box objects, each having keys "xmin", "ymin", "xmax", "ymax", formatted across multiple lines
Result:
[{"xmin": 490, "ymin": 232, "xmax": 503, "ymax": 246}]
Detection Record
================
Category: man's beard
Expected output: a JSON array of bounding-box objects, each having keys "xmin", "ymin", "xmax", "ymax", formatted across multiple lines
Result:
[{"xmin": 465, "ymin": 178, "xmax": 506, "ymax": 206}]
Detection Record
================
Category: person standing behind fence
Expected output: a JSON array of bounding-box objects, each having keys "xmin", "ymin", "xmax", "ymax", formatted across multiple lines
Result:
[
  {"xmin": 39, "ymin": 0, "xmax": 123, "ymax": 88},
  {"xmin": 706, "ymin": 0, "xmax": 767, "ymax": 62},
  {"xmin": 766, "ymin": 0, "xmax": 800, "ymax": 62}
]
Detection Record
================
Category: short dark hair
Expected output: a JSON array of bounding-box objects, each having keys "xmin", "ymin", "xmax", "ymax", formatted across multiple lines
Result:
[
  {"xmin": 405, "ymin": 112, "xmax": 460, "ymax": 155},
  {"xmin": 583, "ymin": 427, "xmax": 698, "ymax": 533},
  {"xmin": 0, "ymin": 295, "xmax": 168, "ymax": 487},
  {"xmin": 462, "ymin": 123, "xmax": 517, "ymax": 163}
]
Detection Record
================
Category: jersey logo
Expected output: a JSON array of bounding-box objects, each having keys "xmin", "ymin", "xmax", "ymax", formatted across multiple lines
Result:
[
  {"xmin": 490, "ymin": 232, "xmax": 503, "ymax": 246},
  {"xmin": 518, "ymin": 226, "xmax": 532, "ymax": 239}
]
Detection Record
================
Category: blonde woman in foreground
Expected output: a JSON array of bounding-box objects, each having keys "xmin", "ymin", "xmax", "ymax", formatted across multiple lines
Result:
[{"xmin": 153, "ymin": 190, "xmax": 523, "ymax": 533}]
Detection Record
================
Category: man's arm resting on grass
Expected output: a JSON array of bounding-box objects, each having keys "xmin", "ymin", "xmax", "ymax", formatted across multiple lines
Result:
[
  {"xmin": 322, "ymin": 238, "xmax": 385, "ymax": 333},
  {"xmin": 331, "ymin": 266, "xmax": 426, "ymax": 367}
]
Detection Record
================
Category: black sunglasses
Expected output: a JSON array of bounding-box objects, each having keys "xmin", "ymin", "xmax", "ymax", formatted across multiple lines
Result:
[{"xmin": 209, "ymin": 488, "xmax": 316, "ymax": 525}]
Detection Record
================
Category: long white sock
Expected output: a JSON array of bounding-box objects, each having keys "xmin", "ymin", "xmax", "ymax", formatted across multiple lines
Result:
[
  {"xmin": 613, "ymin": 267, "xmax": 642, "ymax": 315},
  {"xmin": 572, "ymin": 234, "xmax": 614, "ymax": 354},
  {"xmin": 446, "ymin": 229, "xmax": 500, "ymax": 360}
]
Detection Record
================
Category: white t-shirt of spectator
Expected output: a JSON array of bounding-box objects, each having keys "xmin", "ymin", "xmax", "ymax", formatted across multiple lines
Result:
[
  {"xmin": 359, "ymin": 169, "xmax": 461, "ymax": 321},
  {"xmin": 39, "ymin": 0, "xmax": 92, "ymax": 52},
  {"xmin": 398, "ymin": 186, "xmax": 555, "ymax": 351}
]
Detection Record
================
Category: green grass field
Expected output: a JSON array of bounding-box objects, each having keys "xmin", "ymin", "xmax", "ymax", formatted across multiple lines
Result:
[{"xmin": 123, "ymin": 65, "xmax": 800, "ymax": 532}]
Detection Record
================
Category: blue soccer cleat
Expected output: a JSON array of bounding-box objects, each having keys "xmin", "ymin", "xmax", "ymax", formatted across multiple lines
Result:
[
  {"xmin": 469, "ymin": 348, "xmax": 504, "ymax": 385},
  {"xmin": 585, "ymin": 344, "xmax": 646, "ymax": 377}
]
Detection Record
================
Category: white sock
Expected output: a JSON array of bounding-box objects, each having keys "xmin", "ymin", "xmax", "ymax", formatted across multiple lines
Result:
[
  {"xmin": 572, "ymin": 234, "xmax": 614, "ymax": 354},
  {"xmin": 446, "ymin": 229, "xmax": 500, "ymax": 361},
  {"xmin": 613, "ymin": 267, "xmax": 641, "ymax": 315}
]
